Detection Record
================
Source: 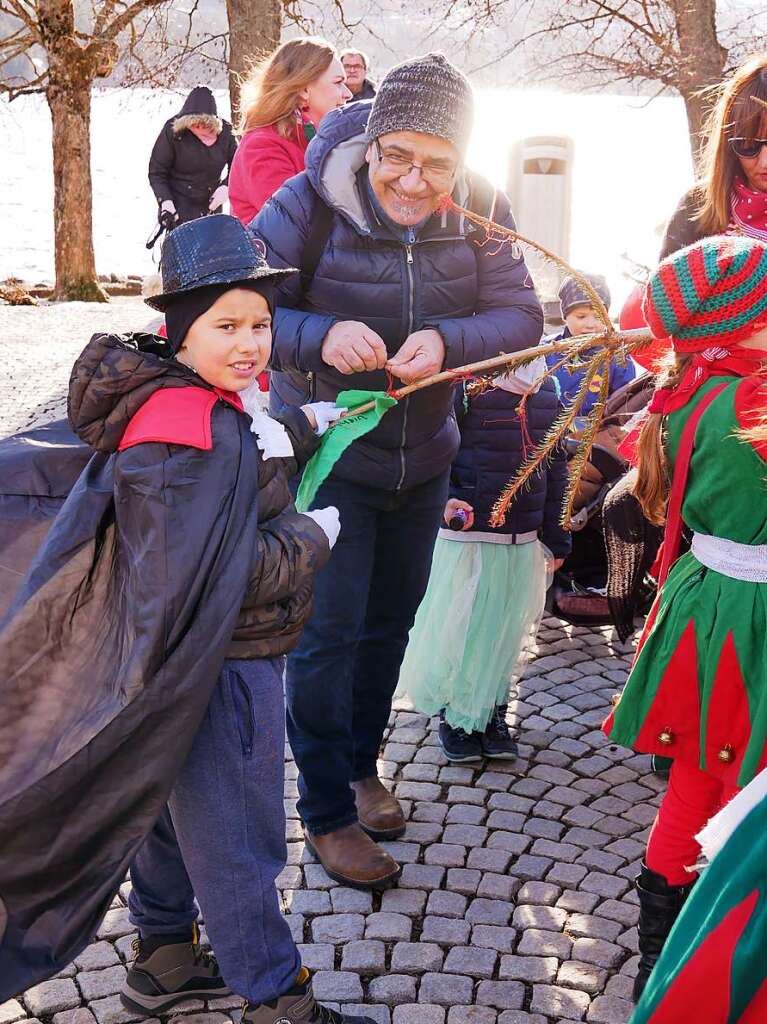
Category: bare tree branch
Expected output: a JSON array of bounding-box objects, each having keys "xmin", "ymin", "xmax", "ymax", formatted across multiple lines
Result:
[{"xmin": 100, "ymin": 0, "xmax": 165, "ymax": 42}]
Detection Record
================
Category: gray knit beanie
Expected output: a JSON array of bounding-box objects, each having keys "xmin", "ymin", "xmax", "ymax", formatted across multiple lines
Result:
[
  {"xmin": 559, "ymin": 273, "xmax": 612, "ymax": 318},
  {"xmin": 366, "ymin": 53, "xmax": 474, "ymax": 153}
]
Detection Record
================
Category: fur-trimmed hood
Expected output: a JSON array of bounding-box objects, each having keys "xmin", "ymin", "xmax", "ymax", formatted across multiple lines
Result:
[
  {"xmin": 172, "ymin": 87, "xmax": 222, "ymax": 136},
  {"xmin": 173, "ymin": 113, "xmax": 223, "ymax": 136}
]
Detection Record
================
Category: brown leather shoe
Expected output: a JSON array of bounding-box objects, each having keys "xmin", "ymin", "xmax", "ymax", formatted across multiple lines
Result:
[
  {"xmin": 305, "ymin": 823, "xmax": 402, "ymax": 891},
  {"xmin": 351, "ymin": 776, "xmax": 406, "ymax": 840}
]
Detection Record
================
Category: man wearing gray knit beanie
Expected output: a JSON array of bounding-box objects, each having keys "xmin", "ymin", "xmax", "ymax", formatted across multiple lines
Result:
[{"xmin": 253, "ymin": 52, "xmax": 543, "ymax": 894}]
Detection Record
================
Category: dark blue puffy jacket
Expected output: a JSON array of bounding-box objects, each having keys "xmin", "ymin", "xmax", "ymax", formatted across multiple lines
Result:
[
  {"xmin": 253, "ymin": 100, "xmax": 544, "ymax": 492},
  {"xmin": 450, "ymin": 379, "xmax": 571, "ymax": 557}
]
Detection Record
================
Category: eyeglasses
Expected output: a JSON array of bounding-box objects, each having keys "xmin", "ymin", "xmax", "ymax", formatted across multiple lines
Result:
[
  {"xmin": 343, "ymin": 63, "xmax": 365, "ymax": 72},
  {"xmin": 374, "ymin": 140, "xmax": 458, "ymax": 186},
  {"xmin": 729, "ymin": 137, "xmax": 767, "ymax": 159}
]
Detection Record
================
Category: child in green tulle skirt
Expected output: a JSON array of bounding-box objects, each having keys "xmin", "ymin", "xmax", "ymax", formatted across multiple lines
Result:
[{"xmin": 395, "ymin": 360, "xmax": 571, "ymax": 762}]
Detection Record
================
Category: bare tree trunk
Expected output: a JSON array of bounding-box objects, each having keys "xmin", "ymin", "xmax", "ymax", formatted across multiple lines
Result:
[
  {"xmin": 225, "ymin": 0, "xmax": 281, "ymax": 125},
  {"xmin": 671, "ymin": 0, "xmax": 727, "ymax": 170},
  {"xmin": 37, "ymin": 0, "xmax": 107, "ymax": 301},
  {"xmin": 46, "ymin": 83, "xmax": 107, "ymax": 302}
]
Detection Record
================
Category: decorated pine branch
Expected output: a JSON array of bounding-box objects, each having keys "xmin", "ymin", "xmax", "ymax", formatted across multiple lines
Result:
[{"xmin": 296, "ymin": 196, "xmax": 658, "ymax": 525}]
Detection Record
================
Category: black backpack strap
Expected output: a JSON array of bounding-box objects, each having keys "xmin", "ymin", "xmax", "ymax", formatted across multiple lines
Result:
[{"xmin": 299, "ymin": 195, "xmax": 334, "ymax": 296}]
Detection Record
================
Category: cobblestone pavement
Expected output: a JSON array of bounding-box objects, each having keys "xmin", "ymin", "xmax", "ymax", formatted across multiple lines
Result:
[{"xmin": 3, "ymin": 303, "xmax": 655, "ymax": 1024}]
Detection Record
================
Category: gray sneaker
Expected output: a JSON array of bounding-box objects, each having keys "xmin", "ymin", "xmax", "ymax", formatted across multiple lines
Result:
[
  {"xmin": 243, "ymin": 968, "xmax": 375, "ymax": 1023},
  {"xmin": 120, "ymin": 924, "xmax": 230, "ymax": 1014}
]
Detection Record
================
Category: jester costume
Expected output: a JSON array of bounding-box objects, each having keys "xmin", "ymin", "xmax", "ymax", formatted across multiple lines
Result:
[
  {"xmin": 600, "ymin": 234, "xmax": 767, "ymax": 1004},
  {"xmin": 605, "ymin": 371, "xmax": 767, "ymax": 786}
]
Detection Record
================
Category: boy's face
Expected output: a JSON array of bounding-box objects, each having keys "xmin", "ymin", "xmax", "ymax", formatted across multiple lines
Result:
[
  {"xmin": 178, "ymin": 288, "xmax": 272, "ymax": 391},
  {"xmin": 564, "ymin": 304, "xmax": 604, "ymax": 337}
]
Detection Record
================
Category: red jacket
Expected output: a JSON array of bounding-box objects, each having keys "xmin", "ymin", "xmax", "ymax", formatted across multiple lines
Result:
[{"xmin": 229, "ymin": 125, "xmax": 308, "ymax": 224}]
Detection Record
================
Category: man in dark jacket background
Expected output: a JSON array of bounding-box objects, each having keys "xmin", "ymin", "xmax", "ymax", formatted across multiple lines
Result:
[
  {"xmin": 341, "ymin": 49, "xmax": 376, "ymax": 100},
  {"xmin": 254, "ymin": 53, "xmax": 543, "ymax": 889},
  {"xmin": 148, "ymin": 86, "xmax": 238, "ymax": 228}
]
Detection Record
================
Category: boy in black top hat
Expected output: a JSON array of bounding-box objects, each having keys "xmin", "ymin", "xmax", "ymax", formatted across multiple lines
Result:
[{"xmin": 0, "ymin": 215, "xmax": 372, "ymax": 1024}]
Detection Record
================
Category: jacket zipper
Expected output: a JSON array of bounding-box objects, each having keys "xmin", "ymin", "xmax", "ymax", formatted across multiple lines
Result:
[{"xmin": 397, "ymin": 243, "xmax": 416, "ymax": 491}]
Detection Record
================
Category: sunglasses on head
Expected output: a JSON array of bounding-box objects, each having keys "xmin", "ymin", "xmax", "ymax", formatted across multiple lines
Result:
[{"xmin": 730, "ymin": 137, "xmax": 767, "ymax": 159}]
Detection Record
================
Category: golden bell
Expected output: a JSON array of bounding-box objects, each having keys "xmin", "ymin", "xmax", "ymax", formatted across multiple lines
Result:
[
  {"xmin": 657, "ymin": 729, "xmax": 674, "ymax": 746},
  {"xmin": 718, "ymin": 745, "xmax": 735, "ymax": 764},
  {"xmin": 610, "ymin": 693, "xmax": 621, "ymax": 708}
]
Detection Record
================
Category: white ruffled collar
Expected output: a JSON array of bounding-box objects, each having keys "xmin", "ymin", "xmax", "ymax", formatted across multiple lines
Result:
[{"xmin": 239, "ymin": 383, "xmax": 294, "ymax": 460}]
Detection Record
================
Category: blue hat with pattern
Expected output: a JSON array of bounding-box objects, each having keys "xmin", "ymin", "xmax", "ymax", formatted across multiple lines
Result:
[
  {"xmin": 146, "ymin": 214, "xmax": 296, "ymax": 312},
  {"xmin": 558, "ymin": 273, "xmax": 611, "ymax": 318}
]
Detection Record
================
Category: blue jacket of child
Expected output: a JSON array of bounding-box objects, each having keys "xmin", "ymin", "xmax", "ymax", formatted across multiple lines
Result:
[
  {"xmin": 543, "ymin": 326, "xmax": 636, "ymax": 416},
  {"xmin": 449, "ymin": 378, "xmax": 571, "ymax": 557}
]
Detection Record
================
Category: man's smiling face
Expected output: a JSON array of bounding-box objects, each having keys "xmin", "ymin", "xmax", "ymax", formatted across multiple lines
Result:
[{"xmin": 366, "ymin": 130, "xmax": 459, "ymax": 227}]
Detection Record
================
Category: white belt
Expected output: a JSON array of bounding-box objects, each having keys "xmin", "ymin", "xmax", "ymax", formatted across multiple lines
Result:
[
  {"xmin": 438, "ymin": 528, "xmax": 538, "ymax": 545},
  {"xmin": 691, "ymin": 532, "xmax": 767, "ymax": 582}
]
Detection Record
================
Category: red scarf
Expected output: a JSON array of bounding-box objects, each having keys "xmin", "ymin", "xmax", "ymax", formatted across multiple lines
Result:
[
  {"xmin": 648, "ymin": 346, "xmax": 765, "ymax": 415},
  {"xmin": 731, "ymin": 176, "xmax": 767, "ymax": 242}
]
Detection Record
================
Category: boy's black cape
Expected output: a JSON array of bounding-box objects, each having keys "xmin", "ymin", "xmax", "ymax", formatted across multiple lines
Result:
[{"xmin": 0, "ymin": 334, "xmax": 260, "ymax": 996}]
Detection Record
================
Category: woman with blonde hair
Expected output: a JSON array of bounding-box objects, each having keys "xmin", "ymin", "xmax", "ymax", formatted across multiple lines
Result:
[
  {"xmin": 229, "ymin": 37, "xmax": 352, "ymax": 223},
  {"xmin": 661, "ymin": 53, "xmax": 767, "ymax": 258}
]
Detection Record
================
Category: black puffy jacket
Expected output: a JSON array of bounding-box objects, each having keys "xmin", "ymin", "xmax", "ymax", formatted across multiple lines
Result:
[
  {"xmin": 68, "ymin": 332, "xmax": 330, "ymax": 658},
  {"xmin": 449, "ymin": 379, "xmax": 571, "ymax": 557}
]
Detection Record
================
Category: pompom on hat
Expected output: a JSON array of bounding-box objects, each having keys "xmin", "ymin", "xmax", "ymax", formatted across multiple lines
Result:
[{"xmin": 642, "ymin": 234, "xmax": 767, "ymax": 352}]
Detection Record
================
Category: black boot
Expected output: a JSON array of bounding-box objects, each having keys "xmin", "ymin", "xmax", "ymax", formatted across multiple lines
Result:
[{"xmin": 633, "ymin": 863, "xmax": 695, "ymax": 1003}]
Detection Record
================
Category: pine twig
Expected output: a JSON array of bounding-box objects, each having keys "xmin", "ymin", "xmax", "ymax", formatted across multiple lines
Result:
[
  {"xmin": 489, "ymin": 348, "xmax": 608, "ymax": 527},
  {"xmin": 339, "ymin": 329, "xmax": 651, "ymax": 420}
]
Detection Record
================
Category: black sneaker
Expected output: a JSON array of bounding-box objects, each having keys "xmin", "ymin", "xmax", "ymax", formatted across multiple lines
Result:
[
  {"xmin": 438, "ymin": 713, "xmax": 483, "ymax": 762},
  {"xmin": 480, "ymin": 705, "xmax": 519, "ymax": 760},
  {"xmin": 243, "ymin": 967, "xmax": 375, "ymax": 1022},
  {"xmin": 121, "ymin": 923, "xmax": 229, "ymax": 1014}
]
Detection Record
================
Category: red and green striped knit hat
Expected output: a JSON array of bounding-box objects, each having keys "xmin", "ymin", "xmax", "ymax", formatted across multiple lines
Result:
[{"xmin": 642, "ymin": 235, "xmax": 767, "ymax": 351}]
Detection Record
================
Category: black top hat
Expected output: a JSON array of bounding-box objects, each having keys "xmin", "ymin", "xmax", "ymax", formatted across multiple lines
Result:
[{"xmin": 146, "ymin": 214, "xmax": 296, "ymax": 312}]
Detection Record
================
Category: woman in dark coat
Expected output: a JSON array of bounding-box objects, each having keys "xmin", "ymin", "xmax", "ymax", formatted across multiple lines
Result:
[
  {"xmin": 660, "ymin": 55, "xmax": 767, "ymax": 259},
  {"xmin": 148, "ymin": 86, "xmax": 238, "ymax": 227}
]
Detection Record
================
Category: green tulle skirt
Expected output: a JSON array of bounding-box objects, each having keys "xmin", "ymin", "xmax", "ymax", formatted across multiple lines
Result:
[{"xmin": 395, "ymin": 535, "xmax": 547, "ymax": 733}]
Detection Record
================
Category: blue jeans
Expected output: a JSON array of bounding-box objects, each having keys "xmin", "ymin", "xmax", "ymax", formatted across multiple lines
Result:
[
  {"xmin": 128, "ymin": 658, "xmax": 300, "ymax": 1003},
  {"xmin": 287, "ymin": 471, "xmax": 449, "ymax": 835}
]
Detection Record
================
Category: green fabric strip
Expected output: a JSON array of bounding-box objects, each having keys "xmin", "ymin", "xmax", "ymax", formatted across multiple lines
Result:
[{"xmin": 295, "ymin": 390, "xmax": 398, "ymax": 513}]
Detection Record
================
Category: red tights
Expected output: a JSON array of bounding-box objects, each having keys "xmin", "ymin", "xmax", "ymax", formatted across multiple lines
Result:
[{"xmin": 645, "ymin": 760, "xmax": 738, "ymax": 886}]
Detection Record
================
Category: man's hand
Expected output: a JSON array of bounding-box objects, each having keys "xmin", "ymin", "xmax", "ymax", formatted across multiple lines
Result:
[
  {"xmin": 322, "ymin": 321, "xmax": 388, "ymax": 374},
  {"xmin": 444, "ymin": 498, "xmax": 474, "ymax": 530},
  {"xmin": 387, "ymin": 329, "xmax": 445, "ymax": 385}
]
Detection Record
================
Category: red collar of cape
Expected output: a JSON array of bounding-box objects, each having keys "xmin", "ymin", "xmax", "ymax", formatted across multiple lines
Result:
[{"xmin": 118, "ymin": 386, "xmax": 244, "ymax": 452}]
